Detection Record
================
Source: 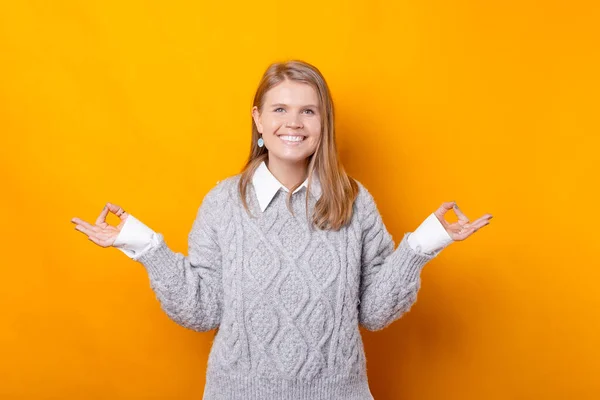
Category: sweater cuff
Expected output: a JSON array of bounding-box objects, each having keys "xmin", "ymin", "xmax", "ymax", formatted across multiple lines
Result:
[
  {"xmin": 393, "ymin": 232, "xmax": 437, "ymax": 283},
  {"xmin": 134, "ymin": 233, "xmax": 176, "ymax": 277}
]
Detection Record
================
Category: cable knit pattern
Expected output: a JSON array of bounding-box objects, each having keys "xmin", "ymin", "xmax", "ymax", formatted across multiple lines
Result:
[{"xmin": 135, "ymin": 174, "xmax": 438, "ymax": 400}]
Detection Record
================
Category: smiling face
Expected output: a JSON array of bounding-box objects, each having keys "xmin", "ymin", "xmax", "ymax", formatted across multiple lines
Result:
[{"xmin": 252, "ymin": 79, "xmax": 322, "ymax": 166}]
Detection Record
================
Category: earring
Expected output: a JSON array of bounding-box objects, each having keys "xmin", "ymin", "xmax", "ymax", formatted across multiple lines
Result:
[{"xmin": 257, "ymin": 136, "xmax": 264, "ymax": 148}]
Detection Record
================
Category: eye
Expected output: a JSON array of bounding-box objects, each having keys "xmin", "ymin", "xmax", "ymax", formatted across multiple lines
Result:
[
  {"xmin": 303, "ymin": 109, "xmax": 315, "ymax": 114},
  {"xmin": 274, "ymin": 107, "xmax": 284, "ymax": 112}
]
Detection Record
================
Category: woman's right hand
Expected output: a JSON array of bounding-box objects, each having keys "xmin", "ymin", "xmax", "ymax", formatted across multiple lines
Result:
[{"xmin": 71, "ymin": 203, "xmax": 129, "ymax": 247}]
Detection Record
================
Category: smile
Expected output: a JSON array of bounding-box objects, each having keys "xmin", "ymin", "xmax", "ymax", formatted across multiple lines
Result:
[{"xmin": 278, "ymin": 135, "xmax": 306, "ymax": 144}]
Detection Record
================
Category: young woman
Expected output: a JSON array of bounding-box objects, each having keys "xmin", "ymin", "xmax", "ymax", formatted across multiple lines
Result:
[{"xmin": 71, "ymin": 60, "xmax": 492, "ymax": 399}]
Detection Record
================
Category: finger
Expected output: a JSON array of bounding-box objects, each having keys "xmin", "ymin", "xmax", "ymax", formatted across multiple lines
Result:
[
  {"xmin": 463, "ymin": 214, "xmax": 493, "ymax": 229},
  {"xmin": 437, "ymin": 201, "xmax": 456, "ymax": 214},
  {"xmin": 435, "ymin": 201, "xmax": 469, "ymax": 228},
  {"xmin": 105, "ymin": 202, "xmax": 128, "ymax": 220},
  {"xmin": 95, "ymin": 205, "xmax": 110, "ymax": 225},
  {"xmin": 452, "ymin": 203, "xmax": 470, "ymax": 222},
  {"xmin": 452, "ymin": 220, "xmax": 491, "ymax": 240},
  {"xmin": 71, "ymin": 218, "xmax": 100, "ymax": 232},
  {"xmin": 437, "ymin": 201, "xmax": 469, "ymax": 221},
  {"xmin": 74, "ymin": 224, "xmax": 96, "ymax": 237},
  {"xmin": 435, "ymin": 201, "xmax": 457, "ymax": 224}
]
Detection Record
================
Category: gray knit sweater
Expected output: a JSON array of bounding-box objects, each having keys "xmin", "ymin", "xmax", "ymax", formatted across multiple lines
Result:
[{"xmin": 136, "ymin": 174, "xmax": 437, "ymax": 400}]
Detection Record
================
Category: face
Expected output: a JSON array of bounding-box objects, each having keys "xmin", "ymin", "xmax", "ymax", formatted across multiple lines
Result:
[{"xmin": 252, "ymin": 79, "xmax": 321, "ymax": 166}]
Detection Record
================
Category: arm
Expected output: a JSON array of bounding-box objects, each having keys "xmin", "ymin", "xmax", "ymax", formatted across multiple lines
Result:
[
  {"xmin": 133, "ymin": 185, "xmax": 225, "ymax": 332},
  {"xmin": 357, "ymin": 187, "xmax": 438, "ymax": 331}
]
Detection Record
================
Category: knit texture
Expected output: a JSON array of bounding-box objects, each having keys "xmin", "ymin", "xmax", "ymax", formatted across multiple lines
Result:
[{"xmin": 136, "ymin": 174, "xmax": 438, "ymax": 400}]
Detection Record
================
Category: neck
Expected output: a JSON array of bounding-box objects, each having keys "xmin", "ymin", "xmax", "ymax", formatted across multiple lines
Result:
[{"xmin": 265, "ymin": 156, "xmax": 309, "ymax": 191}]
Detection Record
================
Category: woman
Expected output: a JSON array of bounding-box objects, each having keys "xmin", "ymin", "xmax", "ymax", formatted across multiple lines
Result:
[{"xmin": 71, "ymin": 60, "xmax": 492, "ymax": 399}]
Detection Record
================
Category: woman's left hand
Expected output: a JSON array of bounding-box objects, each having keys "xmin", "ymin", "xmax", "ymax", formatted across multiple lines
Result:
[{"xmin": 434, "ymin": 201, "xmax": 493, "ymax": 241}]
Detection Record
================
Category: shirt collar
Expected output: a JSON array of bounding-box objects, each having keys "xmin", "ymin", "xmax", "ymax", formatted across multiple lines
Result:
[{"xmin": 252, "ymin": 161, "xmax": 322, "ymax": 212}]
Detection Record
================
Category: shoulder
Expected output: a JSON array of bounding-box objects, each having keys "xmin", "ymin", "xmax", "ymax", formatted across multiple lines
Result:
[
  {"xmin": 204, "ymin": 173, "xmax": 241, "ymax": 202},
  {"xmin": 192, "ymin": 174, "xmax": 242, "ymax": 230},
  {"xmin": 351, "ymin": 178, "xmax": 383, "ymax": 230},
  {"xmin": 352, "ymin": 178, "xmax": 378, "ymax": 211}
]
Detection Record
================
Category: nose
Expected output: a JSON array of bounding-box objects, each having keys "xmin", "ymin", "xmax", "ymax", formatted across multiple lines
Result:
[{"xmin": 285, "ymin": 113, "xmax": 303, "ymax": 128}]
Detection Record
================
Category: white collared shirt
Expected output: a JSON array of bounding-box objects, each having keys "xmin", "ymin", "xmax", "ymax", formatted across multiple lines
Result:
[
  {"xmin": 252, "ymin": 160, "xmax": 322, "ymax": 212},
  {"xmin": 113, "ymin": 161, "xmax": 453, "ymax": 259}
]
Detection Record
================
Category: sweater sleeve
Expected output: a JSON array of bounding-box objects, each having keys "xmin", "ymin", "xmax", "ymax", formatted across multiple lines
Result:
[
  {"xmin": 135, "ymin": 184, "xmax": 224, "ymax": 332},
  {"xmin": 357, "ymin": 185, "xmax": 438, "ymax": 331}
]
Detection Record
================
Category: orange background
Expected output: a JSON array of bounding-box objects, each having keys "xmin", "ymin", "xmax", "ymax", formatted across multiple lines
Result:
[{"xmin": 1, "ymin": 1, "xmax": 598, "ymax": 399}]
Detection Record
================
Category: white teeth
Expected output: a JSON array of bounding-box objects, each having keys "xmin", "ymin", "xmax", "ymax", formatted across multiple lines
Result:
[{"xmin": 280, "ymin": 135, "xmax": 305, "ymax": 142}]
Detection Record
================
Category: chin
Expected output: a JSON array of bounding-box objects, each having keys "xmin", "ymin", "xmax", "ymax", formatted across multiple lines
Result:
[{"xmin": 269, "ymin": 150, "xmax": 315, "ymax": 164}]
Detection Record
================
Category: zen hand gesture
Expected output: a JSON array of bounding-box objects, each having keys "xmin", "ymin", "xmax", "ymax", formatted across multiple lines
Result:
[
  {"xmin": 434, "ymin": 201, "xmax": 493, "ymax": 241},
  {"xmin": 71, "ymin": 203, "xmax": 129, "ymax": 247}
]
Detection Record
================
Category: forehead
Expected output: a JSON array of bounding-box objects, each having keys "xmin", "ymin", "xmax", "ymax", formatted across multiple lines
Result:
[{"xmin": 264, "ymin": 80, "xmax": 319, "ymax": 106}]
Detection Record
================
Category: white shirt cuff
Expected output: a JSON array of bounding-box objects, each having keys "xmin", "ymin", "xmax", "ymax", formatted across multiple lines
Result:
[
  {"xmin": 113, "ymin": 215, "xmax": 159, "ymax": 260},
  {"xmin": 407, "ymin": 213, "xmax": 454, "ymax": 255}
]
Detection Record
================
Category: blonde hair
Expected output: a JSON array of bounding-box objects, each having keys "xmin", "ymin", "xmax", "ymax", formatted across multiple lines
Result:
[{"xmin": 238, "ymin": 60, "xmax": 359, "ymax": 231}]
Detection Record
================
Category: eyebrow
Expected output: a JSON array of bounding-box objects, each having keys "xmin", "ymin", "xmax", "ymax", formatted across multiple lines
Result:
[{"xmin": 270, "ymin": 103, "xmax": 319, "ymax": 109}]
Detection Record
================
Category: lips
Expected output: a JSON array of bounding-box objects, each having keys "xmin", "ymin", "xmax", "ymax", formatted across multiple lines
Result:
[{"xmin": 278, "ymin": 135, "xmax": 306, "ymax": 143}]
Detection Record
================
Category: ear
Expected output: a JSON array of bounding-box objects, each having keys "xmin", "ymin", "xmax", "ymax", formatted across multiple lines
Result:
[{"xmin": 252, "ymin": 106, "xmax": 263, "ymax": 134}]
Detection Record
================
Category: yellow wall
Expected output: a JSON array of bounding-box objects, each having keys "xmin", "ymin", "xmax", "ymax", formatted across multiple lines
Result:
[{"xmin": 1, "ymin": 1, "xmax": 598, "ymax": 399}]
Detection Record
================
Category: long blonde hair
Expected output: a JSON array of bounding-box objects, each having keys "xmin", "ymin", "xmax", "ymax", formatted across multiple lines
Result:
[{"xmin": 238, "ymin": 60, "xmax": 359, "ymax": 231}]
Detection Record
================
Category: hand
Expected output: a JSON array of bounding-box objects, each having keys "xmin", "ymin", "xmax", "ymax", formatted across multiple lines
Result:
[
  {"xmin": 71, "ymin": 203, "xmax": 129, "ymax": 247},
  {"xmin": 434, "ymin": 201, "xmax": 493, "ymax": 241}
]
